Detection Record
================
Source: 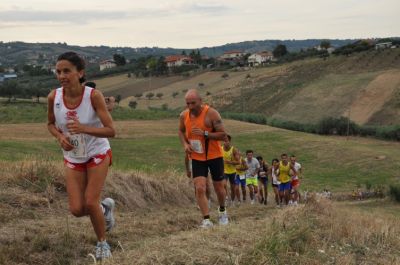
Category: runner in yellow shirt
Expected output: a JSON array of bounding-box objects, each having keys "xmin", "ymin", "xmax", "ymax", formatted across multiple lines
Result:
[{"xmin": 274, "ymin": 153, "xmax": 297, "ymax": 206}]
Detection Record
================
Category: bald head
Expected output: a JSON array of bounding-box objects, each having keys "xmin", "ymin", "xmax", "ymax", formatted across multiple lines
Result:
[
  {"xmin": 185, "ymin": 89, "xmax": 202, "ymax": 112},
  {"xmin": 185, "ymin": 89, "xmax": 202, "ymax": 100}
]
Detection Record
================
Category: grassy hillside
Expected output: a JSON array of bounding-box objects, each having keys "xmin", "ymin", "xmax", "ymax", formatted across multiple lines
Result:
[
  {"xmin": 98, "ymin": 48, "xmax": 400, "ymax": 125},
  {"xmin": 1, "ymin": 118, "xmax": 400, "ymax": 264},
  {"xmin": 1, "ymin": 119, "xmax": 399, "ymax": 191}
]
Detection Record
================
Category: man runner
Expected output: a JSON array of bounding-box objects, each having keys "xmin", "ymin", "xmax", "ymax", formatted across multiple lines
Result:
[
  {"xmin": 256, "ymin": 156, "xmax": 268, "ymax": 205},
  {"xmin": 245, "ymin": 150, "xmax": 260, "ymax": 205},
  {"xmin": 235, "ymin": 150, "xmax": 248, "ymax": 204},
  {"xmin": 290, "ymin": 155, "xmax": 302, "ymax": 206},
  {"xmin": 222, "ymin": 135, "xmax": 240, "ymax": 205},
  {"xmin": 179, "ymin": 89, "xmax": 228, "ymax": 228},
  {"xmin": 274, "ymin": 154, "xmax": 297, "ymax": 206}
]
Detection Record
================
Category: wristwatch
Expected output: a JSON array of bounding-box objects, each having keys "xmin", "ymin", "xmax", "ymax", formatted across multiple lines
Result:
[{"xmin": 204, "ymin": 130, "xmax": 209, "ymax": 138}]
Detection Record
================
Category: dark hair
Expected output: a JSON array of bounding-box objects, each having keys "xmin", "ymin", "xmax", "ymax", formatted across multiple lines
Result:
[
  {"xmin": 272, "ymin": 158, "xmax": 279, "ymax": 163},
  {"xmin": 246, "ymin": 150, "xmax": 253, "ymax": 154},
  {"xmin": 256, "ymin": 156, "xmax": 263, "ymax": 160},
  {"xmin": 85, "ymin": 81, "xmax": 96, "ymax": 88},
  {"xmin": 226, "ymin": 134, "xmax": 231, "ymax": 141},
  {"xmin": 281, "ymin": 153, "xmax": 288, "ymax": 157},
  {"xmin": 290, "ymin": 154, "xmax": 296, "ymax": 158},
  {"xmin": 57, "ymin": 52, "xmax": 86, "ymax": 83}
]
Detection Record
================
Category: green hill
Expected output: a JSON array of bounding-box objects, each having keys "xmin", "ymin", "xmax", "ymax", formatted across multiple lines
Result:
[{"xmin": 98, "ymin": 48, "xmax": 400, "ymax": 126}]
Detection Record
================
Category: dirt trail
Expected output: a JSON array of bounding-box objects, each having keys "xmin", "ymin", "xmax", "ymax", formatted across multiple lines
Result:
[{"xmin": 346, "ymin": 70, "xmax": 400, "ymax": 124}]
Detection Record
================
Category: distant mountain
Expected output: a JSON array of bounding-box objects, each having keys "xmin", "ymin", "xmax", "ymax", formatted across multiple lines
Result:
[{"xmin": 0, "ymin": 39, "xmax": 356, "ymax": 67}]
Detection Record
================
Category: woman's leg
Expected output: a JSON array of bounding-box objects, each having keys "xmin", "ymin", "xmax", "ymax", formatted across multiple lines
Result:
[
  {"xmin": 86, "ymin": 156, "xmax": 110, "ymax": 241},
  {"xmin": 65, "ymin": 167, "xmax": 87, "ymax": 217}
]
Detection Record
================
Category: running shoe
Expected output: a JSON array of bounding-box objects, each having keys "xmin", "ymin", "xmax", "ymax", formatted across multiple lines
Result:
[
  {"xmin": 250, "ymin": 199, "xmax": 255, "ymax": 205},
  {"xmin": 101, "ymin": 198, "xmax": 115, "ymax": 232},
  {"xmin": 200, "ymin": 219, "xmax": 214, "ymax": 229},
  {"xmin": 95, "ymin": 241, "xmax": 112, "ymax": 260},
  {"xmin": 218, "ymin": 210, "xmax": 229, "ymax": 225}
]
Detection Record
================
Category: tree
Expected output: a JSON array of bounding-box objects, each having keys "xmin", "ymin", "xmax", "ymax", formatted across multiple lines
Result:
[
  {"xmin": 128, "ymin": 101, "xmax": 137, "ymax": 109},
  {"xmin": 135, "ymin": 93, "xmax": 143, "ymax": 99},
  {"xmin": 156, "ymin": 92, "xmax": 163, "ymax": 99},
  {"xmin": 273, "ymin": 44, "xmax": 288, "ymax": 58},
  {"xmin": 0, "ymin": 80, "xmax": 19, "ymax": 102},
  {"xmin": 320, "ymin": 40, "xmax": 331, "ymax": 49},
  {"xmin": 115, "ymin": 95, "xmax": 121, "ymax": 105},
  {"xmin": 145, "ymin": 92, "xmax": 154, "ymax": 100},
  {"xmin": 113, "ymin": 54, "xmax": 126, "ymax": 66}
]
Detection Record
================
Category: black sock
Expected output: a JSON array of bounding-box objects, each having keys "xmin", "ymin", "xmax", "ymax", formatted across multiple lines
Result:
[
  {"xmin": 204, "ymin": 215, "xmax": 210, "ymax": 220},
  {"xmin": 219, "ymin": 206, "xmax": 225, "ymax": 212}
]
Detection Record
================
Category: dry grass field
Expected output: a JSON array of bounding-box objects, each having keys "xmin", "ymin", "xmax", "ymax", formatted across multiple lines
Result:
[{"xmin": 1, "ymin": 158, "xmax": 399, "ymax": 265}]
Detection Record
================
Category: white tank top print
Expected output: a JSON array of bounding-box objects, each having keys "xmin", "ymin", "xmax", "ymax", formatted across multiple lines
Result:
[{"xmin": 54, "ymin": 86, "xmax": 110, "ymax": 163}]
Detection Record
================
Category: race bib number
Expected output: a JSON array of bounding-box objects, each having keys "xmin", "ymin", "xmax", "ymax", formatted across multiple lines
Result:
[
  {"xmin": 68, "ymin": 134, "xmax": 87, "ymax": 158},
  {"xmin": 239, "ymin": 174, "xmax": 246, "ymax": 180},
  {"xmin": 190, "ymin": 140, "xmax": 204, "ymax": 154}
]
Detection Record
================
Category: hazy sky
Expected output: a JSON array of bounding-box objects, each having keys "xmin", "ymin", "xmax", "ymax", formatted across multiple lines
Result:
[{"xmin": 0, "ymin": 0, "xmax": 399, "ymax": 48}]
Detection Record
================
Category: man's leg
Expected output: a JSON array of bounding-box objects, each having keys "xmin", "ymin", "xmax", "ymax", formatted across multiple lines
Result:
[{"xmin": 194, "ymin": 177, "xmax": 209, "ymax": 216}]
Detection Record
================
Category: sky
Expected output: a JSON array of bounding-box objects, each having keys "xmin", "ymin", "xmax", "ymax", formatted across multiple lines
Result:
[{"xmin": 0, "ymin": 0, "xmax": 399, "ymax": 48}]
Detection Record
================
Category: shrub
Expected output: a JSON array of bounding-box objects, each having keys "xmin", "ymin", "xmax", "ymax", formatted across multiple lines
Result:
[
  {"xmin": 172, "ymin": 92, "xmax": 179, "ymax": 98},
  {"xmin": 389, "ymin": 185, "xmax": 400, "ymax": 202},
  {"xmin": 128, "ymin": 101, "xmax": 137, "ymax": 109}
]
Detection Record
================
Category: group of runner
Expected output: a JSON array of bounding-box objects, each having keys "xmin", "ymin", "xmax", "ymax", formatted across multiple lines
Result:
[
  {"xmin": 48, "ymin": 51, "xmax": 303, "ymax": 261},
  {"xmin": 222, "ymin": 138, "xmax": 303, "ymax": 208},
  {"xmin": 179, "ymin": 89, "xmax": 304, "ymax": 230}
]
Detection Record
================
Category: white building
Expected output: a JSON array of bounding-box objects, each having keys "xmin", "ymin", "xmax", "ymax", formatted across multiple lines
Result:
[
  {"xmin": 99, "ymin": 60, "xmax": 117, "ymax": 71},
  {"xmin": 247, "ymin": 51, "xmax": 274, "ymax": 66},
  {"xmin": 220, "ymin": 50, "xmax": 245, "ymax": 61},
  {"xmin": 165, "ymin": 55, "xmax": 194, "ymax": 68},
  {"xmin": 375, "ymin": 42, "xmax": 392, "ymax": 50}
]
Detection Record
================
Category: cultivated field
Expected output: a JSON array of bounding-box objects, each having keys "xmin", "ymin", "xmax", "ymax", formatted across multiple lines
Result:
[{"xmin": 95, "ymin": 48, "xmax": 400, "ymax": 125}]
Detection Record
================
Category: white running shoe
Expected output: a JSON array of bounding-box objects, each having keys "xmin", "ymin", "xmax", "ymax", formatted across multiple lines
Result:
[
  {"xmin": 95, "ymin": 241, "xmax": 112, "ymax": 260},
  {"xmin": 250, "ymin": 199, "xmax": 255, "ymax": 205},
  {"xmin": 218, "ymin": 210, "xmax": 229, "ymax": 225},
  {"xmin": 101, "ymin": 198, "xmax": 115, "ymax": 232},
  {"xmin": 293, "ymin": 201, "xmax": 298, "ymax": 206},
  {"xmin": 200, "ymin": 219, "xmax": 214, "ymax": 229},
  {"xmin": 288, "ymin": 200, "xmax": 293, "ymax": 206}
]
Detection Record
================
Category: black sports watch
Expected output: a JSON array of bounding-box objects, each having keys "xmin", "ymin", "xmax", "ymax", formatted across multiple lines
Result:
[{"xmin": 204, "ymin": 130, "xmax": 209, "ymax": 138}]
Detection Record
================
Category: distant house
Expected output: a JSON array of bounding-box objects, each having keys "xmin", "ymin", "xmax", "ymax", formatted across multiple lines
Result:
[
  {"xmin": 375, "ymin": 42, "xmax": 392, "ymax": 50},
  {"xmin": 165, "ymin": 55, "xmax": 194, "ymax": 68},
  {"xmin": 247, "ymin": 51, "xmax": 274, "ymax": 66},
  {"xmin": 99, "ymin": 60, "xmax": 117, "ymax": 71},
  {"xmin": 327, "ymin": 47, "xmax": 336, "ymax": 54},
  {"xmin": 0, "ymin": 73, "xmax": 17, "ymax": 82},
  {"xmin": 219, "ymin": 50, "xmax": 245, "ymax": 61}
]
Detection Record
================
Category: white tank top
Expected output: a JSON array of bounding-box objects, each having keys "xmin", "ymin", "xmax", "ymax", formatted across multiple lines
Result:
[
  {"xmin": 272, "ymin": 167, "xmax": 280, "ymax": 185},
  {"xmin": 54, "ymin": 86, "xmax": 110, "ymax": 163}
]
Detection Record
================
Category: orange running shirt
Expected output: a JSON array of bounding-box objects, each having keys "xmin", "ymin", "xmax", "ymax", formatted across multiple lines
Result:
[{"xmin": 184, "ymin": 105, "xmax": 223, "ymax": 161}]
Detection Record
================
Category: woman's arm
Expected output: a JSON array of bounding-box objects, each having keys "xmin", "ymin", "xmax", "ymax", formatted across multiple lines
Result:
[{"xmin": 47, "ymin": 90, "xmax": 73, "ymax": 151}]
